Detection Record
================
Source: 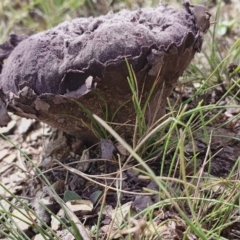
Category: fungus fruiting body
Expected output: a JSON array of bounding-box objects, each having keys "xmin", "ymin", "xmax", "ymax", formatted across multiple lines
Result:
[{"xmin": 0, "ymin": 1, "xmax": 211, "ymax": 142}]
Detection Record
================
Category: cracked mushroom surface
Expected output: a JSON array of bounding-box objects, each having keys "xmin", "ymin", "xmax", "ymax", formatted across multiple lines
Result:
[{"xmin": 0, "ymin": 1, "xmax": 211, "ymax": 142}]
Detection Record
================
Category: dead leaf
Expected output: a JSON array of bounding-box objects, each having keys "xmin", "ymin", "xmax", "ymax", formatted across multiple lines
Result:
[
  {"xmin": 100, "ymin": 225, "xmax": 122, "ymax": 239},
  {"xmin": 0, "ymin": 199, "xmax": 11, "ymax": 212},
  {"xmin": 60, "ymin": 201, "xmax": 91, "ymax": 240},
  {"xmin": 12, "ymin": 208, "xmax": 36, "ymax": 232},
  {"xmin": 66, "ymin": 200, "xmax": 93, "ymax": 215},
  {"xmin": 111, "ymin": 201, "xmax": 132, "ymax": 228},
  {"xmin": 115, "ymin": 142, "xmax": 129, "ymax": 156},
  {"xmin": 17, "ymin": 118, "xmax": 35, "ymax": 134},
  {"xmin": 77, "ymin": 148, "xmax": 90, "ymax": 172},
  {"xmin": 3, "ymin": 153, "xmax": 16, "ymax": 164},
  {"xmin": 0, "ymin": 120, "xmax": 16, "ymax": 134},
  {"xmin": 51, "ymin": 214, "xmax": 61, "ymax": 231},
  {"xmin": 57, "ymin": 229, "xmax": 75, "ymax": 240},
  {"xmin": 42, "ymin": 180, "xmax": 65, "ymax": 199},
  {"xmin": 132, "ymin": 196, "xmax": 153, "ymax": 213},
  {"xmin": 0, "ymin": 149, "xmax": 9, "ymax": 160},
  {"xmin": 102, "ymin": 205, "xmax": 114, "ymax": 218},
  {"xmin": 52, "ymin": 180, "xmax": 65, "ymax": 194},
  {"xmin": 33, "ymin": 234, "xmax": 49, "ymax": 240},
  {"xmin": 0, "ymin": 163, "xmax": 12, "ymax": 174},
  {"xmin": 101, "ymin": 139, "xmax": 115, "ymax": 160}
]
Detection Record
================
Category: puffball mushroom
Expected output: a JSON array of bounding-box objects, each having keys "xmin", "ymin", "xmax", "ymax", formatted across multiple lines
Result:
[{"xmin": 0, "ymin": 1, "xmax": 211, "ymax": 142}]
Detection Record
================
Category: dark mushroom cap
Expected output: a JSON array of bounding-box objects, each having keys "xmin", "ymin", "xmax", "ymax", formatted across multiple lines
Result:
[{"xmin": 0, "ymin": 2, "xmax": 210, "ymax": 141}]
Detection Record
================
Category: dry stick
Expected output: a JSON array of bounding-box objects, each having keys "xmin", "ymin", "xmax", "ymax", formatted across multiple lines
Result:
[
  {"xmin": 138, "ymin": 175, "xmax": 196, "ymax": 189},
  {"xmin": 54, "ymin": 159, "xmax": 153, "ymax": 196}
]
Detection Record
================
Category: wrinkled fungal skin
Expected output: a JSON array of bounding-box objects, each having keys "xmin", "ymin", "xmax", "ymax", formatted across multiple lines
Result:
[{"xmin": 0, "ymin": 2, "xmax": 211, "ymax": 142}]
